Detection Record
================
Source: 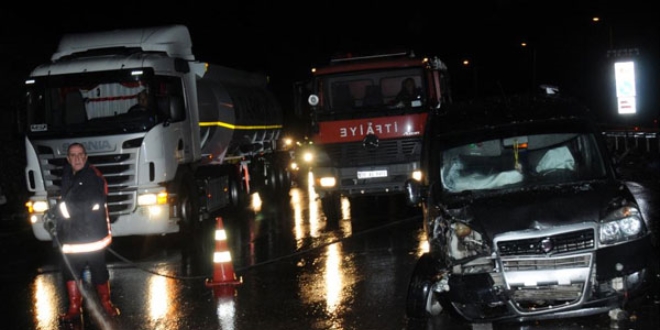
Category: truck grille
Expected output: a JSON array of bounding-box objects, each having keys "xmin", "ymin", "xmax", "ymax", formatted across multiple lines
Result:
[
  {"xmin": 38, "ymin": 149, "xmax": 137, "ymax": 223},
  {"xmin": 323, "ymin": 137, "xmax": 420, "ymax": 167}
]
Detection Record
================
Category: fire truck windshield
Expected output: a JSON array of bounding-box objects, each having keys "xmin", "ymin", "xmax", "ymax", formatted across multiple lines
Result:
[{"xmin": 317, "ymin": 68, "xmax": 426, "ymax": 114}]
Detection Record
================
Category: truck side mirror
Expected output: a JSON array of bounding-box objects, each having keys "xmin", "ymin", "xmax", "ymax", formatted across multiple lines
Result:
[{"xmin": 168, "ymin": 96, "xmax": 185, "ymax": 122}]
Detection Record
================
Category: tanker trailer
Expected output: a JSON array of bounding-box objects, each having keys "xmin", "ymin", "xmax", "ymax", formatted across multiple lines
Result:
[
  {"xmin": 24, "ymin": 24, "xmax": 291, "ymax": 241},
  {"xmin": 195, "ymin": 64, "xmax": 292, "ymax": 214}
]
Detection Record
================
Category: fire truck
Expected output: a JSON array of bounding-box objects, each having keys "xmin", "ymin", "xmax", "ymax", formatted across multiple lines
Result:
[{"xmin": 293, "ymin": 51, "xmax": 451, "ymax": 220}]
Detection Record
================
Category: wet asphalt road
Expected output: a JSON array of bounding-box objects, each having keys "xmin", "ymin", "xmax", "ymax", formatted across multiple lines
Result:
[{"xmin": 1, "ymin": 171, "xmax": 659, "ymax": 330}]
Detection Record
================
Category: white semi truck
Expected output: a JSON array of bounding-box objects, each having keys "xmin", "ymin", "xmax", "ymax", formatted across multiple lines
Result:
[{"xmin": 24, "ymin": 25, "xmax": 292, "ymax": 241}]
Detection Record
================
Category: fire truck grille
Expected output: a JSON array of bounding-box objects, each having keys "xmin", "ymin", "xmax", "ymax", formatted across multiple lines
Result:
[{"xmin": 324, "ymin": 138, "xmax": 421, "ymax": 167}]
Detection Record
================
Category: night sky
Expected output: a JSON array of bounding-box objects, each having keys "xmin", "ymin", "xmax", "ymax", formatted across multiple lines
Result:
[{"xmin": 2, "ymin": 0, "xmax": 658, "ymax": 126}]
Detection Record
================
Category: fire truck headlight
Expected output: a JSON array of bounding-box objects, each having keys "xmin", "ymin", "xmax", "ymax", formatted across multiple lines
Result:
[
  {"xmin": 290, "ymin": 162, "xmax": 300, "ymax": 171},
  {"xmin": 319, "ymin": 177, "xmax": 336, "ymax": 188},
  {"xmin": 412, "ymin": 170, "xmax": 422, "ymax": 181},
  {"xmin": 303, "ymin": 151, "xmax": 314, "ymax": 163}
]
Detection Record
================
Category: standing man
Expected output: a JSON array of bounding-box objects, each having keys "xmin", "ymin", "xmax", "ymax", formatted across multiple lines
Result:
[{"xmin": 51, "ymin": 142, "xmax": 120, "ymax": 321}]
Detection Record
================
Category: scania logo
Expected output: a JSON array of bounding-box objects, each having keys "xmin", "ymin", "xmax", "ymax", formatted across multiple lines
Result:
[
  {"xmin": 540, "ymin": 238, "xmax": 553, "ymax": 253},
  {"xmin": 61, "ymin": 140, "xmax": 114, "ymax": 153},
  {"xmin": 362, "ymin": 134, "xmax": 379, "ymax": 151}
]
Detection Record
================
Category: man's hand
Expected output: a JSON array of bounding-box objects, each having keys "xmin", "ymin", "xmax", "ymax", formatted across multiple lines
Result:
[{"xmin": 42, "ymin": 210, "xmax": 57, "ymax": 236}]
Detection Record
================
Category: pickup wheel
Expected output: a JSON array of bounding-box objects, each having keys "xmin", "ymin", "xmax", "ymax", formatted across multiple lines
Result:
[{"xmin": 406, "ymin": 253, "xmax": 443, "ymax": 319}]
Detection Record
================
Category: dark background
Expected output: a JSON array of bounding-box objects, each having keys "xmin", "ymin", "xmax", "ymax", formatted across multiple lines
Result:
[{"xmin": 1, "ymin": 0, "xmax": 659, "ymax": 214}]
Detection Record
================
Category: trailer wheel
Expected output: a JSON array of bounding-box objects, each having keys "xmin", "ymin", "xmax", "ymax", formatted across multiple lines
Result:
[
  {"xmin": 277, "ymin": 166, "xmax": 292, "ymax": 192},
  {"xmin": 267, "ymin": 166, "xmax": 278, "ymax": 191},
  {"xmin": 321, "ymin": 191, "xmax": 341, "ymax": 223},
  {"xmin": 406, "ymin": 253, "xmax": 443, "ymax": 319},
  {"xmin": 228, "ymin": 166, "xmax": 248, "ymax": 209}
]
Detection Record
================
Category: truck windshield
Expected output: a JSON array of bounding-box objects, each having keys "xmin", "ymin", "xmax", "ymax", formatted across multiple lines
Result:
[
  {"xmin": 25, "ymin": 69, "xmax": 174, "ymax": 137},
  {"xmin": 316, "ymin": 67, "xmax": 426, "ymax": 114},
  {"xmin": 440, "ymin": 132, "xmax": 608, "ymax": 193}
]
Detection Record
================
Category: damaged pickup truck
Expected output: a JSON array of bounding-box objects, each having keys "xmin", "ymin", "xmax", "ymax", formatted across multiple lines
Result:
[{"xmin": 404, "ymin": 93, "xmax": 659, "ymax": 327}]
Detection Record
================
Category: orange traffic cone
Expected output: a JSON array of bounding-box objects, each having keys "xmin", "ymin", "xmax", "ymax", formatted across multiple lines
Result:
[{"xmin": 205, "ymin": 217, "xmax": 242, "ymax": 290}]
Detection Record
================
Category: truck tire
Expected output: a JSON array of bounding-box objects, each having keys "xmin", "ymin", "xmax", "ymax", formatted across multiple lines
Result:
[
  {"xmin": 178, "ymin": 173, "xmax": 201, "ymax": 238},
  {"xmin": 279, "ymin": 166, "xmax": 292, "ymax": 193},
  {"xmin": 228, "ymin": 166, "xmax": 248, "ymax": 209},
  {"xmin": 321, "ymin": 191, "xmax": 341, "ymax": 223}
]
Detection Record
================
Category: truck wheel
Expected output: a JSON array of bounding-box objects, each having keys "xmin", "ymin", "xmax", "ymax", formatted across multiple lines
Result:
[
  {"xmin": 228, "ymin": 167, "xmax": 248, "ymax": 209},
  {"xmin": 280, "ymin": 167, "xmax": 292, "ymax": 192},
  {"xmin": 267, "ymin": 166, "xmax": 279, "ymax": 192},
  {"xmin": 178, "ymin": 175, "xmax": 201, "ymax": 237},
  {"xmin": 274, "ymin": 165, "xmax": 291, "ymax": 193},
  {"xmin": 406, "ymin": 253, "xmax": 443, "ymax": 319},
  {"xmin": 321, "ymin": 191, "xmax": 341, "ymax": 223}
]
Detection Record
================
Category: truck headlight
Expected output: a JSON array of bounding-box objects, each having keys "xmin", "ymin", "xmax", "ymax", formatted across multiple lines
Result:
[
  {"xmin": 600, "ymin": 206, "xmax": 645, "ymax": 245},
  {"xmin": 138, "ymin": 192, "xmax": 168, "ymax": 206},
  {"xmin": 28, "ymin": 200, "xmax": 49, "ymax": 213}
]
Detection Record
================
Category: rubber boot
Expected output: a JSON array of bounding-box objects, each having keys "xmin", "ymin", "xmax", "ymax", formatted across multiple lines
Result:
[
  {"xmin": 96, "ymin": 281, "xmax": 120, "ymax": 317},
  {"xmin": 60, "ymin": 280, "xmax": 82, "ymax": 321}
]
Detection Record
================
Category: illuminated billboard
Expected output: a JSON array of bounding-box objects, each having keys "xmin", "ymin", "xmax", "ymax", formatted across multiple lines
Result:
[{"xmin": 614, "ymin": 61, "xmax": 636, "ymax": 114}]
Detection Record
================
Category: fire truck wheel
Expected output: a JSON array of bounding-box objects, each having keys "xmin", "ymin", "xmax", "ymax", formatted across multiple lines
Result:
[{"xmin": 321, "ymin": 192, "xmax": 341, "ymax": 223}]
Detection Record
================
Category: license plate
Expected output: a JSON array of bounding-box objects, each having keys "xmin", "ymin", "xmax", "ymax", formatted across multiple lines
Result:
[{"xmin": 357, "ymin": 170, "xmax": 388, "ymax": 179}]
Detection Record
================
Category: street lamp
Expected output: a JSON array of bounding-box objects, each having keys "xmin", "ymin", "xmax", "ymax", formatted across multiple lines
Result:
[
  {"xmin": 462, "ymin": 59, "xmax": 478, "ymax": 98},
  {"xmin": 521, "ymin": 41, "xmax": 536, "ymax": 93},
  {"xmin": 592, "ymin": 16, "xmax": 614, "ymax": 49}
]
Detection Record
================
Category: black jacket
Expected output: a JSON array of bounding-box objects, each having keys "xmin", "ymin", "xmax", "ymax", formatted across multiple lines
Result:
[{"xmin": 55, "ymin": 161, "xmax": 111, "ymax": 245}]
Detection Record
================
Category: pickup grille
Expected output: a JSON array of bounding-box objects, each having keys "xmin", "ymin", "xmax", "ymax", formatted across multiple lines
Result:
[
  {"xmin": 495, "ymin": 226, "xmax": 596, "ymax": 313},
  {"xmin": 497, "ymin": 229, "xmax": 594, "ymax": 256}
]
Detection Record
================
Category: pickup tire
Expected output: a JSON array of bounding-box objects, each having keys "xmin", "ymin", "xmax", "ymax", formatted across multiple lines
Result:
[{"xmin": 406, "ymin": 253, "xmax": 443, "ymax": 319}]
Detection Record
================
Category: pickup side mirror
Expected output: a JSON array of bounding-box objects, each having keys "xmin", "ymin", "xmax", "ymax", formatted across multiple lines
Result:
[{"xmin": 404, "ymin": 179, "xmax": 426, "ymax": 207}]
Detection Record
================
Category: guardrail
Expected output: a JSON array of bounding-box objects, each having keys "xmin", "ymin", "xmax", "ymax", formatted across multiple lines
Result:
[{"xmin": 602, "ymin": 129, "xmax": 660, "ymax": 155}]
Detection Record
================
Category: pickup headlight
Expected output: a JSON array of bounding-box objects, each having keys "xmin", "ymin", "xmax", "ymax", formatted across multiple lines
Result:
[{"xmin": 599, "ymin": 206, "xmax": 645, "ymax": 245}]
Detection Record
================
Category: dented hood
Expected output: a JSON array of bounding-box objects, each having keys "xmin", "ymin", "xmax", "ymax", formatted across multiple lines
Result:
[{"xmin": 444, "ymin": 180, "xmax": 636, "ymax": 240}]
